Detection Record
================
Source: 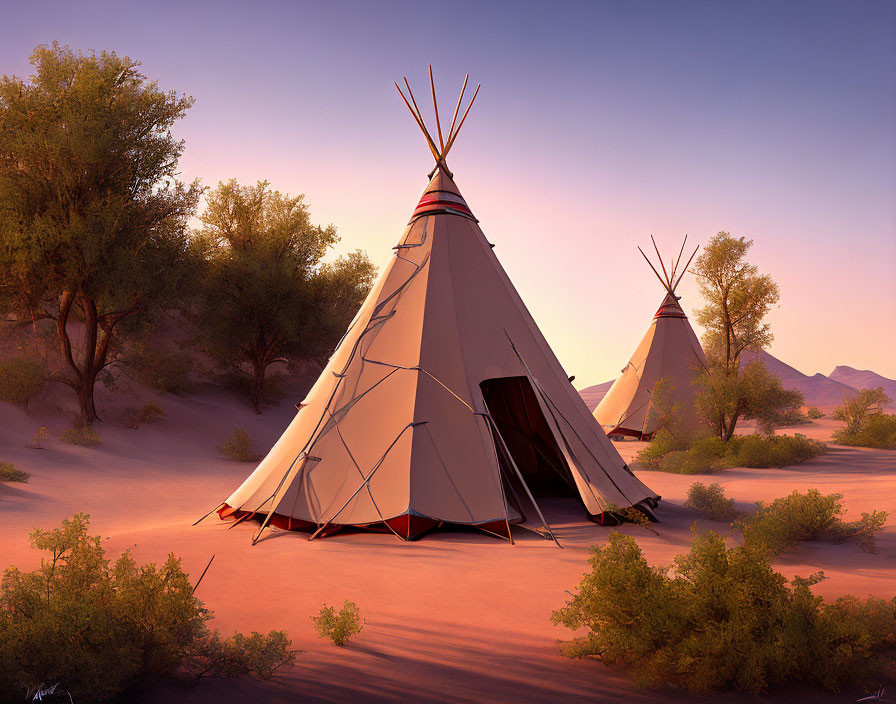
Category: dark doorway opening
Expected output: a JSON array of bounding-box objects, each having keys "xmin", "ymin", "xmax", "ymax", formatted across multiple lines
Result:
[{"xmin": 480, "ymin": 376, "xmax": 578, "ymax": 500}]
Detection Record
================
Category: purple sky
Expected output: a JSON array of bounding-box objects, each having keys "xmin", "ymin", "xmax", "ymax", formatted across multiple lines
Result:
[{"xmin": 3, "ymin": 0, "xmax": 895, "ymax": 384}]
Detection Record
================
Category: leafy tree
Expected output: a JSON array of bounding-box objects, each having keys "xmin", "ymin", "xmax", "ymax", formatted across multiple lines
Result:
[
  {"xmin": 0, "ymin": 355, "xmax": 47, "ymax": 412},
  {"xmin": 693, "ymin": 232, "xmax": 779, "ymax": 371},
  {"xmin": 833, "ymin": 387, "xmax": 891, "ymax": 431},
  {"xmin": 192, "ymin": 180, "xmax": 374, "ymax": 412},
  {"xmin": 695, "ymin": 359, "xmax": 804, "ymax": 440},
  {"xmin": 688, "ymin": 234, "xmax": 797, "ymax": 441},
  {"xmin": 0, "ymin": 514, "xmax": 295, "ymax": 702},
  {"xmin": 0, "ymin": 44, "xmax": 200, "ymax": 425}
]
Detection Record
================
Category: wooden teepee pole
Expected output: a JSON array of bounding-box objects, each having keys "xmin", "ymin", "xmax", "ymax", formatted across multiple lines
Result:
[
  {"xmin": 669, "ymin": 234, "xmax": 688, "ymax": 286},
  {"xmin": 638, "ymin": 246, "xmax": 670, "ymax": 293},
  {"xmin": 447, "ymin": 74, "xmax": 469, "ymax": 145},
  {"xmin": 671, "ymin": 245, "xmax": 700, "ymax": 292},
  {"xmin": 395, "ymin": 81, "xmax": 442, "ymax": 164},
  {"xmin": 650, "ymin": 235, "xmax": 672, "ymax": 290},
  {"xmin": 429, "ymin": 65, "xmax": 445, "ymax": 150},
  {"xmin": 440, "ymin": 83, "xmax": 480, "ymax": 163}
]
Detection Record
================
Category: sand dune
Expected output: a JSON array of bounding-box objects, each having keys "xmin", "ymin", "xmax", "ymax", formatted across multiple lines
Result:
[{"xmin": 1, "ymin": 391, "xmax": 894, "ymax": 703}]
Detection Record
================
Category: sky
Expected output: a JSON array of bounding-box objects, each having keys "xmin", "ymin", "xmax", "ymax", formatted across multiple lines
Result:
[{"xmin": 2, "ymin": 0, "xmax": 894, "ymax": 386}]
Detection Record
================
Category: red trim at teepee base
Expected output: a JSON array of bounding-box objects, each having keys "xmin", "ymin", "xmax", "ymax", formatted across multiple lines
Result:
[
  {"xmin": 605, "ymin": 426, "xmax": 655, "ymax": 441},
  {"xmin": 216, "ymin": 504, "xmax": 511, "ymax": 542}
]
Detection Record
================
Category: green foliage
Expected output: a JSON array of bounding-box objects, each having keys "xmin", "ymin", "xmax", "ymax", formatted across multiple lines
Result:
[
  {"xmin": 217, "ymin": 427, "xmax": 259, "ymax": 462},
  {"xmin": 311, "ymin": 601, "xmax": 363, "ymax": 646},
  {"xmin": 832, "ymin": 388, "xmax": 896, "ymax": 449},
  {"xmin": 0, "ymin": 43, "xmax": 200, "ymax": 425},
  {"xmin": 180, "ymin": 630, "xmax": 296, "ymax": 686},
  {"xmin": 0, "ymin": 514, "xmax": 295, "ymax": 702},
  {"xmin": 29, "ymin": 426, "xmax": 48, "ymax": 448},
  {"xmin": 552, "ymin": 530, "xmax": 896, "ymax": 693},
  {"xmin": 637, "ymin": 432, "xmax": 825, "ymax": 473},
  {"xmin": 0, "ymin": 463, "xmax": 29, "ymax": 483},
  {"xmin": 128, "ymin": 402, "xmax": 166, "ymax": 429},
  {"xmin": 807, "ymin": 407, "xmax": 824, "ymax": 420},
  {"xmin": 0, "ymin": 356, "xmax": 47, "ymax": 409},
  {"xmin": 695, "ymin": 359, "xmax": 805, "ymax": 441},
  {"xmin": 833, "ymin": 387, "xmax": 891, "ymax": 428},
  {"xmin": 130, "ymin": 341, "xmax": 196, "ymax": 396},
  {"xmin": 190, "ymin": 180, "xmax": 375, "ymax": 413},
  {"xmin": 692, "ymin": 232, "xmax": 780, "ymax": 370},
  {"xmin": 740, "ymin": 489, "xmax": 889, "ymax": 555},
  {"xmin": 833, "ymin": 412, "xmax": 896, "ymax": 450},
  {"xmin": 59, "ymin": 424, "xmax": 103, "ymax": 447},
  {"xmin": 685, "ymin": 482, "xmax": 739, "ymax": 521},
  {"xmin": 731, "ymin": 433, "xmax": 826, "ymax": 467}
]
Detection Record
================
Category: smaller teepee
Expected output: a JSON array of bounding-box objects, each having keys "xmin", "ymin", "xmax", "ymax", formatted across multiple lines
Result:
[{"xmin": 593, "ymin": 237, "xmax": 707, "ymax": 440}]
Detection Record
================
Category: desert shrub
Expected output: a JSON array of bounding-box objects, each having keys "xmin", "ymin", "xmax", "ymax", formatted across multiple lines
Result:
[
  {"xmin": 127, "ymin": 401, "xmax": 166, "ymax": 429},
  {"xmin": 739, "ymin": 489, "xmax": 888, "ymax": 555},
  {"xmin": 833, "ymin": 413, "xmax": 896, "ymax": 450},
  {"xmin": 776, "ymin": 406, "xmax": 810, "ymax": 427},
  {"xmin": 0, "ymin": 463, "xmax": 29, "ymax": 483},
  {"xmin": 728, "ymin": 433, "xmax": 826, "ymax": 468},
  {"xmin": 29, "ymin": 426, "xmax": 48, "ymax": 448},
  {"xmin": 807, "ymin": 407, "xmax": 824, "ymax": 420},
  {"xmin": 685, "ymin": 482, "xmax": 739, "ymax": 521},
  {"xmin": 217, "ymin": 427, "xmax": 260, "ymax": 462},
  {"xmin": 311, "ymin": 601, "xmax": 363, "ymax": 646},
  {"xmin": 0, "ymin": 514, "xmax": 295, "ymax": 702},
  {"xmin": 0, "ymin": 356, "xmax": 47, "ymax": 410},
  {"xmin": 833, "ymin": 387, "xmax": 891, "ymax": 428},
  {"xmin": 637, "ymin": 432, "xmax": 824, "ymax": 473},
  {"xmin": 552, "ymin": 530, "xmax": 896, "ymax": 693},
  {"xmin": 131, "ymin": 342, "xmax": 196, "ymax": 396},
  {"xmin": 59, "ymin": 424, "xmax": 103, "ymax": 447}
]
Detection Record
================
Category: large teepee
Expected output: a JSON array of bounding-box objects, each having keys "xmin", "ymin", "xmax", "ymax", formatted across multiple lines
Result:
[
  {"xmin": 593, "ymin": 238, "xmax": 707, "ymax": 440},
  {"xmin": 201, "ymin": 70, "xmax": 658, "ymax": 544}
]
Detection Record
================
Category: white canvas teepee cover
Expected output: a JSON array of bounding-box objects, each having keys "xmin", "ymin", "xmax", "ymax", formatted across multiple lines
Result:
[
  {"xmin": 208, "ymin": 73, "xmax": 658, "ymax": 543},
  {"xmin": 593, "ymin": 240, "xmax": 707, "ymax": 439}
]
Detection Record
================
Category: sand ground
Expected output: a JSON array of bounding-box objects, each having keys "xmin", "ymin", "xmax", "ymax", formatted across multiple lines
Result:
[{"xmin": 1, "ymin": 390, "xmax": 894, "ymax": 703}]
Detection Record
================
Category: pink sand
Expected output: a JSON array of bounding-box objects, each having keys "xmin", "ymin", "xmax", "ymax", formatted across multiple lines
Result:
[{"xmin": 1, "ymin": 391, "xmax": 894, "ymax": 703}]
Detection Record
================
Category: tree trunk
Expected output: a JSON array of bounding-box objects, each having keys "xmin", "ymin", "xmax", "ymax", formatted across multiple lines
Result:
[
  {"xmin": 250, "ymin": 360, "xmax": 265, "ymax": 414},
  {"xmin": 55, "ymin": 291, "xmax": 127, "ymax": 426}
]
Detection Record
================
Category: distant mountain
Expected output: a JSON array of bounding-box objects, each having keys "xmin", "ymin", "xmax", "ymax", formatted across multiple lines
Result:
[
  {"xmin": 578, "ymin": 380, "xmax": 614, "ymax": 411},
  {"xmin": 740, "ymin": 350, "xmax": 860, "ymax": 408},
  {"xmin": 829, "ymin": 366, "xmax": 896, "ymax": 403},
  {"xmin": 579, "ymin": 351, "xmax": 896, "ymax": 412}
]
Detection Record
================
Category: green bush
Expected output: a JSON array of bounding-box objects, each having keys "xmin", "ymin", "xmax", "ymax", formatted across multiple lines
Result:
[
  {"xmin": 217, "ymin": 427, "xmax": 260, "ymax": 462},
  {"xmin": 0, "ymin": 463, "xmax": 29, "ymax": 483},
  {"xmin": 29, "ymin": 426, "xmax": 48, "ymax": 448},
  {"xmin": 685, "ymin": 482, "xmax": 739, "ymax": 522},
  {"xmin": 637, "ymin": 432, "xmax": 825, "ymax": 473},
  {"xmin": 132, "ymin": 342, "xmax": 196, "ymax": 396},
  {"xmin": 127, "ymin": 401, "xmax": 166, "ymax": 429},
  {"xmin": 739, "ymin": 489, "xmax": 888, "ymax": 554},
  {"xmin": 729, "ymin": 433, "xmax": 826, "ymax": 468},
  {"xmin": 552, "ymin": 530, "xmax": 896, "ymax": 693},
  {"xmin": 807, "ymin": 407, "xmax": 824, "ymax": 420},
  {"xmin": 833, "ymin": 413, "xmax": 896, "ymax": 450},
  {"xmin": 0, "ymin": 356, "xmax": 47, "ymax": 410},
  {"xmin": 59, "ymin": 424, "xmax": 103, "ymax": 447},
  {"xmin": 0, "ymin": 514, "xmax": 295, "ymax": 702},
  {"xmin": 311, "ymin": 601, "xmax": 363, "ymax": 646}
]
